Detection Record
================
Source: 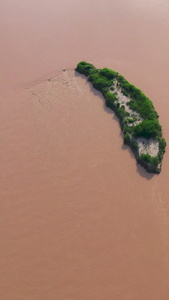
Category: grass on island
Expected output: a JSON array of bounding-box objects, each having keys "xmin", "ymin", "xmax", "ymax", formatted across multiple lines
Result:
[{"xmin": 75, "ymin": 61, "xmax": 166, "ymax": 172}]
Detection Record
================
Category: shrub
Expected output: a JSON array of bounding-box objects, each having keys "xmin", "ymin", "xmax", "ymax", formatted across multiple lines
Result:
[
  {"xmin": 151, "ymin": 156, "xmax": 159, "ymax": 167},
  {"xmin": 128, "ymin": 118, "xmax": 134, "ymax": 123},
  {"xmin": 88, "ymin": 70, "xmax": 112, "ymax": 92},
  {"xmin": 122, "ymin": 119, "xmax": 128, "ymax": 128},
  {"xmin": 102, "ymin": 87, "xmax": 109, "ymax": 97},
  {"xmin": 128, "ymin": 98, "xmax": 158, "ymax": 120},
  {"xmin": 116, "ymin": 107, "xmax": 129, "ymax": 120},
  {"xmin": 158, "ymin": 138, "xmax": 167, "ymax": 160},
  {"xmin": 124, "ymin": 133, "xmax": 130, "ymax": 144},
  {"xmin": 105, "ymin": 92, "xmax": 117, "ymax": 109},
  {"xmin": 121, "ymin": 90, "xmax": 128, "ymax": 97},
  {"xmin": 141, "ymin": 154, "xmax": 159, "ymax": 167},
  {"xmin": 159, "ymin": 138, "xmax": 167, "ymax": 153},
  {"xmin": 75, "ymin": 61, "xmax": 95, "ymax": 76},
  {"xmin": 100, "ymin": 68, "xmax": 118, "ymax": 80},
  {"xmin": 133, "ymin": 119, "xmax": 161, "ymax": 139},
  {"xmin": 131, "ymin": 140, "xmax": 138, "ymax": 151},
  {"xmin": 140, "ymin": 153, "xmax": 152, "ymax": 164},
  {"xmin": 124, "ymin": 125, "xmax": 133, "ymax": 134}
]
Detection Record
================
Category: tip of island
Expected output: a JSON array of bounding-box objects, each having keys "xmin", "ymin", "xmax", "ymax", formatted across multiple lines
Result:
[{"xmin": 75, "ymin": 61, "xmax": 167, "ymax": 174}]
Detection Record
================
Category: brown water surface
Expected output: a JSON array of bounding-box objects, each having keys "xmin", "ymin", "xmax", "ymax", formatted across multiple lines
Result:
[{"xmin": 1, "ymin": 0, "xmax": 169, "ymax": 299}]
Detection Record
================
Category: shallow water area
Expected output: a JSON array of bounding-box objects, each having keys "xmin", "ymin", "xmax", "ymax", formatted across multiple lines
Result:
[{"xmin": 1, "ymin": 0, "xmax": 169, "ymax": 299}]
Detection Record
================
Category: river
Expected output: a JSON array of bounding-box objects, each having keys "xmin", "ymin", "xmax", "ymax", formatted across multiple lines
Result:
[{"xmin": 1, "ymin": 0, "xmax": 169, "ymax": 299}]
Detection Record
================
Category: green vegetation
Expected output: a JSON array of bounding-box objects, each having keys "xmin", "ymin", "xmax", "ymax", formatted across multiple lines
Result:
[
  {"xmin": 140, "ymin": 154, "xmax": 159, "ymax": 168},
  {"xmin": 76, "ymin": 62, "xmax": 115, "ymax": 94},
  {"xmin": 133, "ymin": 119, "xmax": 161, "ymax": 139},
  {"xmin": 76, "ymin": 61, "xmax": 95, "ymax": 76},
  {"xmin": 105, "ymin": 93, "xmax": 117, "ymax": 110},
  {"xmin": 124, "ymin": 133, "xmax": 131, "ymax": 144},
  {"xmin": 128, "ymin": 118, "xmax": 135, "ymax": 124},
  {"xmin": 75, "ymin": 61, "xmax": 166, "ymax": 173}
]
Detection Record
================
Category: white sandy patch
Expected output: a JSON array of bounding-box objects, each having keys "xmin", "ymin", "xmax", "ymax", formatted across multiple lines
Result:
[
  {"xmin": 136, "ymin": 138, "xmax": 159, "ymax": 157},
  {"xmin": 110, "ymin": 81, "xmax": 143, "ymax": 126}
]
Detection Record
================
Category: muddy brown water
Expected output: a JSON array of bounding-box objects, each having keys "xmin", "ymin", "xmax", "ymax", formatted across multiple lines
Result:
[{"xmin": 1, "ymin": 0, "xmax": 169, "ymax": 299}]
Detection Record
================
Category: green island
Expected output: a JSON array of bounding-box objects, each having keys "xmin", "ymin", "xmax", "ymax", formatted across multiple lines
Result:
[{"xmin": 75, "ymin": 61, "xmax": 166, "ymax": 174}]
